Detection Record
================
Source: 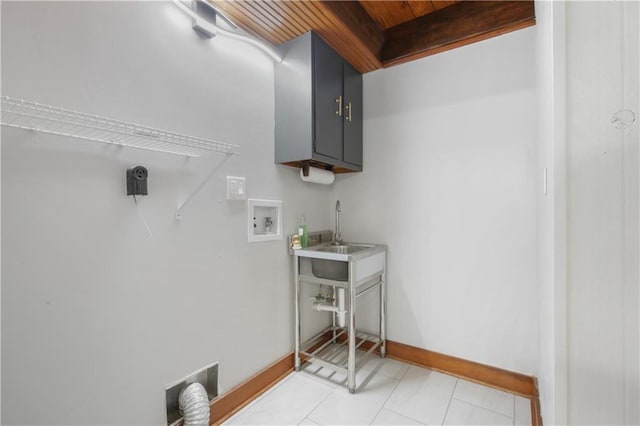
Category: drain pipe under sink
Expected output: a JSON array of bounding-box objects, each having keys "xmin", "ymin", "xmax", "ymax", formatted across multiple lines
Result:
[{"xmin": 312, "ymin": 288, "xmax": 346, "ymax": 327}]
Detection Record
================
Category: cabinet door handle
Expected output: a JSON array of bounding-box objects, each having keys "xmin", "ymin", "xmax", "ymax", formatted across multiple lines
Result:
[
  {"xmin": 335, "ymin": 96, "xmax": 343, "ymax": 116},
  {"xmin": 345, "ymin": 102, "xmax": 352, "ymax": 122}
]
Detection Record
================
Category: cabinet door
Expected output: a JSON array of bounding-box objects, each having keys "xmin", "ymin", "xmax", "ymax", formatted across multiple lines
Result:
[
  {"xmin": 343, "ymin": 61, "xmax": 363, "ymax": 167},
  {"xmin": 313, "ymin": 35, "xmax": 343, "ymax": 161}
]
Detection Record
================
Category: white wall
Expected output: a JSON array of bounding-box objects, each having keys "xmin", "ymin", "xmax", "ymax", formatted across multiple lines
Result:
[
  {"xmin": 334, "ymin": 28, "xmax": 539, "ymax": 374},
  {"xmin": 1, "ymin": 2, "xmax": 333, "ymax": 424},
  {"xmin": 565, "ymin": 2, "xmax": 639, "ymax": 424},
  {"xmin": 535, "ymin": 1, "xmax": 555, "ymax": 419},
  {"xmin": 534, "ymin": 3, "xmax": 640, "ymax": 424},
  {"xmin": 534, "ymin": 1, "xmax": 568, "ymax": 423}
]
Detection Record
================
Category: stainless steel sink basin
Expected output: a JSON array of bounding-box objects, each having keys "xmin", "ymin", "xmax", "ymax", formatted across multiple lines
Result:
[
  {"xmin": 313, "ymin": 244, "xmax": 373, "ymax": 255},
  {"xmin": 301, "ymin": 243, "xmax": 376, "ymax": 281},
  {"xmin": 312, "ymin": 258, "xmax": 348, "ymax": 281}
]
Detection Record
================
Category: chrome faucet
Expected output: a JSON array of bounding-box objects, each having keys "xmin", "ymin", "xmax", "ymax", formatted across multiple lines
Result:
[{"xmin": 334, "ymin": 200, "xmax": 342, "ymax": 245}]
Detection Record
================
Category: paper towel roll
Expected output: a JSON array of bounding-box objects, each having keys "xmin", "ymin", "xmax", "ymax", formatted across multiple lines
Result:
[{"xmin": 300, "ymin": 166, "xmax": 335, "ymax": 185}]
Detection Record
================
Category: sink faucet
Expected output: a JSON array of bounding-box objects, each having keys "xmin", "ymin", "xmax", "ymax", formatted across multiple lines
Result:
[{"xmin": 334, "ymin": 200, "xmax": 342, "ymax": 245}]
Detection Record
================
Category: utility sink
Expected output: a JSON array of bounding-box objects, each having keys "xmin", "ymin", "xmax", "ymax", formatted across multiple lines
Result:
[
  {"xmin": 313, "ymin": 244, "xmax": 373, "ymax": 255},
  {"xmin": 293, "ymin": 236, "xmax": 387, "ymax": 394},
  {"xmin": 311, "ymin": 257, "xmax": 348, "ymax": 281},
  {"xmin": 295, "ymin": 243, "xmax": 386, "ymax": 282}
]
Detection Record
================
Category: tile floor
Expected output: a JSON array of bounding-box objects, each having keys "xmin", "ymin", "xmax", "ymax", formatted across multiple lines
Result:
[{"xmin": 223, "ymin": 346, "xmax": 533, "ymax": 426}]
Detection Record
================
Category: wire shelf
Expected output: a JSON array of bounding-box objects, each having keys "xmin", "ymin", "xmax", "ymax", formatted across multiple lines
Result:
[{"xmin": 1, "ymin": 96, "xmax": 239, "ymax": 157}]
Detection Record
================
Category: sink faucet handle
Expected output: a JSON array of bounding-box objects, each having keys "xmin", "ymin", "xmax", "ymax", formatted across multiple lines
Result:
[{"xmin": 336, "ymin": 200, "xmax": 341, "ymax": 212}]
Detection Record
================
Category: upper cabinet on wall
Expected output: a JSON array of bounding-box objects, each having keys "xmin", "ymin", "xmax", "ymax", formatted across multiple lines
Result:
[{"xmin": 275, "ymin": 32, "xmax": 363, "ymax": 173}]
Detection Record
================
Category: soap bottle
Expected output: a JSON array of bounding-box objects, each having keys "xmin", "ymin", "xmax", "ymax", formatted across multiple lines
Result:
[{"xmin": 298, "ymin": 216, "xmax": 308, "ymax": 248}]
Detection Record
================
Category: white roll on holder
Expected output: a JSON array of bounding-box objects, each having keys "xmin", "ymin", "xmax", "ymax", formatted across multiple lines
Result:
[{"xmin": 300, "ymin": 163, "xmax": 335, "ymax": 185}]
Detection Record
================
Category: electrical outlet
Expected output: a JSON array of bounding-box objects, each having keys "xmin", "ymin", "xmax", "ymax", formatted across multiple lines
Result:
[
  {"xmin": 127, "ymin": 166, "xmax": 148, "ymax": 196},
  {"xmin": 226, "ymin": 176, "xmax": 246, "ymax": 200}
]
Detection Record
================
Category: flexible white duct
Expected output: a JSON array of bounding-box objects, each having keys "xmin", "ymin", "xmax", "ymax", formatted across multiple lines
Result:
[{"xmin": 178, "ymin": 382, "xmax": 210, "ymax": 426}]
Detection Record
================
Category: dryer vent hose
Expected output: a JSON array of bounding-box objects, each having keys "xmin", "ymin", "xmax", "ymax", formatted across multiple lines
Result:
[{"xmin": 178, "ymin": 382, "xmax": 210, "ymax": 426}]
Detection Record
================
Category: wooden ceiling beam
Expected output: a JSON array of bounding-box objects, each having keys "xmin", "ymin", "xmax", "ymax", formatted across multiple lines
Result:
[
  {"xmin": 208, "ymin": 1, "xmax": 535, "ymax": 72},
  {"xmin": 286, "ymin": 1, "xmax": 379, "ymax": 71},
  {"xmin": 381, "ymin": 1, "xmax": 536, "ymax": 67},
  {"xmin": 310, "ymin": 0, "xmax": 384, "ymax": 73},
  {"xmin": 406, "ymin": 1, "xmax": 436, "ymax": 18},
  {"xmin": 359, "ymin": 1, "xmax": 418, "ymax": 30}
]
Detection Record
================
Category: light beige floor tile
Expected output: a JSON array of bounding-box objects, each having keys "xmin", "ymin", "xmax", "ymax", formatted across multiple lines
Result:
[
  {"xmin": 453, "ymin": 379, "xmax": 515, "ymax": 417},
  {"xmin": 308, "ymin": 370, "xmax": 399, "ymax": 425},
  {"xmin": 515, "ymin": 396, "xmax": 532, "ymax": 425},
  {"xmin": 360, "ymin": 355, "xmax": 410, "ymax": 380},
  {"xmin": 371, "ymin": 408, "xmax": 426, "ymax": 425},
  {"xmin": 444, "ymin": 399, "xmax": 513, "ymax": 425},
  {"xmin": 224, "ymin": 373, "xmax": 333, "ymax": 425},
  {"xmin": 226, "ymin": 358, "xmax": 531, "ymax": 426},
  {"xmin": 383, "ymin": 365, "xmax": 457, "ymax": 425}
]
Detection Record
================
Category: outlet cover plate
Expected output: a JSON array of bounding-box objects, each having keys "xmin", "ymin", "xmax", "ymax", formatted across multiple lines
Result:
[{"xmin": 227, "ymin": 176, "xmax": 246, "ymax": 200}]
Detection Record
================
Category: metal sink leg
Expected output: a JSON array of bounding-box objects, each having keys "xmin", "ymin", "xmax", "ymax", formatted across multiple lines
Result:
[
  {"xmin": 348, "ymin": 259, "xmax": 356, "ymax": 394},
  {"xmin": 380, "ymin": 264, "xmax": 387, "ymax": 358},
  {"xmin": 294, "ymin": 256, "xmax": 301, "ymax": 372}
]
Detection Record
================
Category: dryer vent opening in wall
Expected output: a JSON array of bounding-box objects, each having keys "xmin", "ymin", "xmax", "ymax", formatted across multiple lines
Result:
[{"xmin": 165, "ymin": 362, "xmax": 218, "ymax": 426}]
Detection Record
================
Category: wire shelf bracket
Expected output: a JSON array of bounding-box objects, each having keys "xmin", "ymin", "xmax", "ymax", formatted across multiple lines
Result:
[
  {"xmin": 175, "ymin": 153, "xmax": 232, "ymax": 220},
  {"xmin": 1, "ymin": 96, "xmax": 240, "ymax": 158}
]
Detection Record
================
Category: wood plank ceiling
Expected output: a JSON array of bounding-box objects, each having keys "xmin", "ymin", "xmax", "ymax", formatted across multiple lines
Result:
[{"xmin": 209, "ymin": 0, "xmax": 535, "ymax": 73}]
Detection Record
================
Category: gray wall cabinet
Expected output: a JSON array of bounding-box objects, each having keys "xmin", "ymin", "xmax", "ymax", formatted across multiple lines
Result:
[{"xmin": 275, "ymin": 31, "xmax": 363, "ymax": 173}]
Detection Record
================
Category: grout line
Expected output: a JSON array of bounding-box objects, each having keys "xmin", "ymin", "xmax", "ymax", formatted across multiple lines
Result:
[
  {"xmin": 369, "ymin": 369, "xmax": 403, "ymax": 424},
  {"xmin": 450, "ymin": 397, "xmax": 515, "ymax": 419},
  {"xmin": 513, "ymin": 393, "xmax": 516, "ymax": 426},
  {"xmin": 383, "ymin": 407, "xmax": 428, "ymax": 425},
  {"xmin": 371, "ymin": 364, "xmax": 427, "ymax": 425},
  {"xmin": 302, "ymin": 369, "xmax": 342, "ymax": 425},
  {"xmin": 442, "ymin": 378, "xmax": 459, "ymax": 425},
  {"xmin": 398, "ymin": 361, "xmax": 414, "ymax": 379}
]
